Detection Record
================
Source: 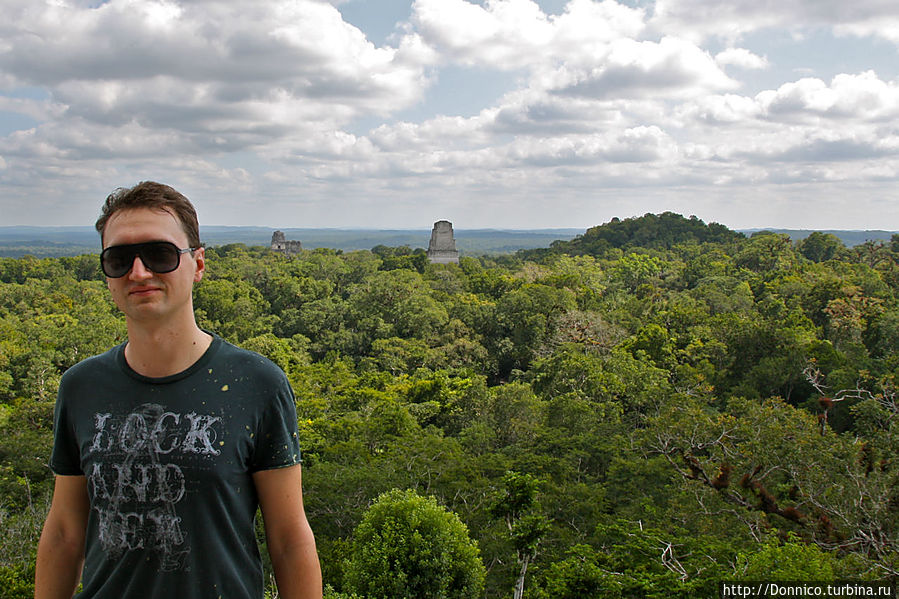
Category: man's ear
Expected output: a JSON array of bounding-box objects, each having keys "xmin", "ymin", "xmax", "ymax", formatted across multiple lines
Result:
[{"xmin": 193, "ymin": 247, "xmax": 206, "ymax": 282}]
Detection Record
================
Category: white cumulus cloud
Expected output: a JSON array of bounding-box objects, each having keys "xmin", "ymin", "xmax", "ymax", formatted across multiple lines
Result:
[{"xmin": 715, "ymin": 48, "xmax": 769, "ymax": 70}]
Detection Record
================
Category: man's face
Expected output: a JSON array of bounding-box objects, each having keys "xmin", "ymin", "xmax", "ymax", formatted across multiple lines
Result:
[{"xmin": 102, "ymin": 207, "xmax": 204, "ymax": 324}]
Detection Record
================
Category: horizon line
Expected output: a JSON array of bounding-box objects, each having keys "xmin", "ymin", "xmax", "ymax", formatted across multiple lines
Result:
[{"xmin": 2, "ymin": 224, "xmax": 898, "ymax": 234}]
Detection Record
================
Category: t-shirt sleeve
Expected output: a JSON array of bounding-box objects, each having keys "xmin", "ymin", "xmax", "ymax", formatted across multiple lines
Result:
[
  {"xmin": 250, "ymin": 369, "xmax": 302, "ymax": 472},
  {"xmin": 49, "ymin": 375, "xmax": 84, "ymax": 476}
]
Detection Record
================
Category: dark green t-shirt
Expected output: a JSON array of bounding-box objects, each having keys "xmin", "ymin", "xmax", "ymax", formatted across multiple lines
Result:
[{"xmin": 50, "ymin": 334, "xmax": 301, "ymax": 598}]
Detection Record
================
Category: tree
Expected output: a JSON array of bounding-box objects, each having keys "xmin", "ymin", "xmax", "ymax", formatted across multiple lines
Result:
[
  {"xmin": 737, "ymin": 536, "xmax": 836, "ymax": 581},
  {"xmin": 532, "ymin": 544, "xmax": 621, "ymax": 599},
  {"xmin": 193, "ymin": 277, "xmax": 274, "ymax": 342},
  {"xmin": 609, "ymin": 253, "xmax": 662, "ymax": 291},
  {"xmin": 490, "ymin": 471, "xmax": 550, "ymax": 599},
  {"xmin": 641, "ymin": 394, "xmax": 899, "ymax": 576},
  {"xmin": 490, "ymin": 283, "xmax": 576, "ymax": 377},
  {"xmin": 798, "ymin": 232, "xmax": 845, "ymax": 263},
  {"xmin": 734, "ymin": 232, "xmax": 797, "ymax": 273},
  {"xmin": 343, "ymin": 489, "xmax": 485, "ymax": 599}
]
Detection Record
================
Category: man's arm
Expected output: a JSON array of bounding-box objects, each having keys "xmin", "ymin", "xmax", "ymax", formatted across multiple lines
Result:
[
  {"xmin": 35, "ymin": 475, "xmax": 90, "ymax": 599},
  {"xmin": 254, "ymin": 464, "xmax": 322, "ymax": 599}
]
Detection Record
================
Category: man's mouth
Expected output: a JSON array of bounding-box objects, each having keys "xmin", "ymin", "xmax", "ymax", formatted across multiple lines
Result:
[{"xmin": 129, "ymin": 286, "xmax": 162, "ymax": 296}]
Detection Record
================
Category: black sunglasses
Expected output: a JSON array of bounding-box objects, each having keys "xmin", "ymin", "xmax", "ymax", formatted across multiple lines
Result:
[{"xmin": 100, "ymin": 241, "xmax": 196, "ymax": 278}]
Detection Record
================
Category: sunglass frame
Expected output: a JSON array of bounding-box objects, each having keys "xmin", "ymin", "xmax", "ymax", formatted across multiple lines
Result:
[{"xmin": 100, "ymin": 241, "xmax": 195, "ymax": 278}]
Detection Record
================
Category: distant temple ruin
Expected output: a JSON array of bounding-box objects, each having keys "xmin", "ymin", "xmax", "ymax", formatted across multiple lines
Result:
[
  {"xmin": 270, "ymin": 230, "xmax": 302, "ymax": 256},
  {"xmin": 426, "ymin": 220, "xmax": 459, "ymax": 264}
]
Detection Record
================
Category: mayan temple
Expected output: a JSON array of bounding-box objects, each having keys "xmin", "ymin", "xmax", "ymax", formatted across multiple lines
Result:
[
  {"xmin": 270, "ymin": 230, "xmax": 302, "ymax": 256},
  {"xmin": 426, "ymin": 220, "xmax": 459, "ymax": 264}
]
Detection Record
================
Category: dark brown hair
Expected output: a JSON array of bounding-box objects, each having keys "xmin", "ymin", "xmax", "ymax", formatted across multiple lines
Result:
[{"xmin": 95, "ymin": 181, "xmax": 201, "ymax": 248}]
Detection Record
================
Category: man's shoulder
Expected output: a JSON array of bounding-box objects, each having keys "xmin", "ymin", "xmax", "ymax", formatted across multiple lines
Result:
[
  {"xmin": 57, "ymin": 344, "xmax": 122, "ymax": 400},
  {"xmin": 61, "ymin": 344, "xmax": 121, "ymax": 381}
]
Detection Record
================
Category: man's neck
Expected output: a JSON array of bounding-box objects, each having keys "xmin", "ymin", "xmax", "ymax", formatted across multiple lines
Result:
[{"xmin": 124, "ymin": 319, "xmax": 213, "ymax": 378}]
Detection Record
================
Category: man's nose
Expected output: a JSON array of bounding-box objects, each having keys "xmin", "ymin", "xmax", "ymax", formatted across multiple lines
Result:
[{"xmin": 127, "ymin": 255, "xmax": 153, "ymax": 279}]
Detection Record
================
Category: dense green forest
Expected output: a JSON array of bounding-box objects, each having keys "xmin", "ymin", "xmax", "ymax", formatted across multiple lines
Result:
[{"xmin": 1, "ymin": 213, "xmax": 897, "ymax": 598}]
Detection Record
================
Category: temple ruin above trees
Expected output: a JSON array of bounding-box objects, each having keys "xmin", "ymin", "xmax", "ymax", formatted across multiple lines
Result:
[
  {"xmin": 270, "ymin": 221, "xmax": 459, "ymax": 264},
  {"xmin": 426, "ymin": 220, "xmax": 459, "ymax": 264},
  {"xmin": 270, "ymin": 230, "xmax": 302, "ymax": 256}
]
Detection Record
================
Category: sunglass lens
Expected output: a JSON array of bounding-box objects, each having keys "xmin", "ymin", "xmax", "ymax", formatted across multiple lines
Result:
[
  {"xmin": 142, "ymin": 243, "xmax": 180, "ymax": 273},
  {"xmin": 102, "ymin": 247, "xmax": 135, "ymax": 277}
]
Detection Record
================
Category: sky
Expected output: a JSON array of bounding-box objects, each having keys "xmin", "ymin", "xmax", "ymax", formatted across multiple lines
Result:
[{"xmin": 1, "ymin": 0, "xmax": 898, "ymax": 231}]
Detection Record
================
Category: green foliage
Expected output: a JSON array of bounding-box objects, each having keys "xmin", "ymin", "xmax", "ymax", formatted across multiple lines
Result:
[
  {"xmin": 798, "ymin": 232, "xmax": 846, "ymax": 263},
  {"xmin": 4, "ymin": 217, "xmax": 899, "ymax": 596},
  {"xmin": 0, "ymin": 494, "xmax": 46, "ymax": 599},
  {"xmin": 0, "ymin": 561, "xmax": 35, "ymax": 599},
  {"xmin": 490, "ymin": 283, "xmax": 576, "ymax": 376},
  {"xmin": 0, "ymin": 399, "xmax": 54, "ymax": 510},
  {"xmin": 322, "ymin": 584, "xmax": 362, "ymax": 599},
  {"xmin": 194, "ymin": 277, "xmax": 275, "ymax": 342},
  {"xmin": 532, "ymin": 544, "xmax": 622, "ymax": 599},
  {"xmin": 737, "ymin": 536, "xmax": 836, "ymax": 581},
  {"xmin": 735, "ymin": 232, "xmax": 798, "ymax": 273},
  {"xmin": 532, "ymin": 518, "xmax": 732, "ymax": 599},
  {"xmin": 343, "ymin": 489, "xmax": 485, "ymax": 599},
  {"xmin": 610, "ymin": 253, "xmax": 662, "ymax": 290}
]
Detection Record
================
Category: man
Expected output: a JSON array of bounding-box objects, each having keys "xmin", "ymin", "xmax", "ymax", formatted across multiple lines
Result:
[{"xmin": 35, "ymin": 181, "xmax": 322, "ymax": 598}]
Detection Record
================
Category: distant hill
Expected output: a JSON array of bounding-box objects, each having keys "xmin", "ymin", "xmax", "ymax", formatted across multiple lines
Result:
[
  {"xmin": 519, "ymin": 213, "xmax": 898, "ymax": 260},
  {"xmin": 519, "ymin": 212, "xmax": 744, "ymax": 259},
  {"xmin": 0, "ymin": 226, "xmax": 582, "ymax": 258}
]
